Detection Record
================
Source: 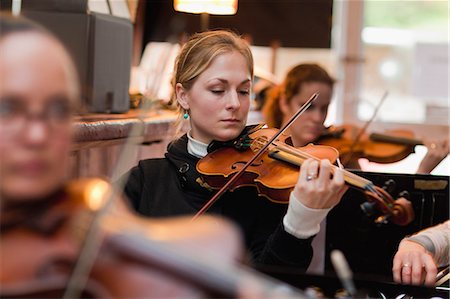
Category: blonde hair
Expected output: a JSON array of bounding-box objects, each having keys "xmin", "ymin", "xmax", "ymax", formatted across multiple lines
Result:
[
  {"xmin": 262, "ymin": 63, "xmax": 335, "ymax": 128},
  {"xmin": 170, "ymin": 30, "xmax": 254, "ymax": 137}
]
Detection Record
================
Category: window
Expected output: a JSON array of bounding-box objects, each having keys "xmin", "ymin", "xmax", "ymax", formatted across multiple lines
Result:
[{"xmin": 359, "ymin": 0, "xmax": 448, "ymax": 124}]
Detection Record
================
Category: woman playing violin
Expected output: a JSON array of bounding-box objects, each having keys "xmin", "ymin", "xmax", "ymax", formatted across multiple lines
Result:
[
  {"xmin": 263, "ymin": 64, "xmax": 334, "ymax": 153},
  {"xmin": 0, "ymin": 14, "xmax": 255, "ymax": 298},
  {"xmin": 262, "ymin": 63, "xmax": 449, "ymax": 173},
  {"xmin": 123, "ymin": 30, "xmax": 348, "ymax": 271}
]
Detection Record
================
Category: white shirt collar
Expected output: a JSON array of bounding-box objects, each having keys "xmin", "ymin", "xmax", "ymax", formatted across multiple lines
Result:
[{"xmin": 187, "ymin": 131, "xmax": 209, "ymax": 158}]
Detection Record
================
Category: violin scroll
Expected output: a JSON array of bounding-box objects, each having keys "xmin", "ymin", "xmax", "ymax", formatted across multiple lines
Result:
[{"xmin": 362, "ymin": 184, "xmax": 414, "ymax": 226}]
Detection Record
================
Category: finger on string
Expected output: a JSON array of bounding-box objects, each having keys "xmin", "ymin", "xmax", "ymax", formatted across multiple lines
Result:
[
  {"xmin": 332, "ymin": 164, "xmax": 345, "ymax": 185},
  {"xmin": 299, "ymin": 158, "xmax": 311, "ymax": 183},
  {"xmin": 306, "ymin": 159, "xmax": 319, "ymax": 182},
  {"xmin": 335, "ymin": 166, "xmax": 349, "ymax": 198},
  {"xmin": 316, "ymin": 159, "xmax": 330, "ymax": 182}
]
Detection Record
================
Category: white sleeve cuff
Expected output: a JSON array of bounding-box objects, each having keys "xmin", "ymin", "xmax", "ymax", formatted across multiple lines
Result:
[{"xmin": 283, "ymin": 191, "xmax": 331, "ymax": 238}]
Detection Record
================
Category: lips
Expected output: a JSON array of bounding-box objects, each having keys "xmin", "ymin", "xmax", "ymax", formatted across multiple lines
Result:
[
  {"xmin": 221, "ymin": 119, "xmax": 242, "ymax": 127},
  {"xmin": 222, "ymin": 118, "xmax": 240, "ymax": 123},
  {"xmin": 304, "ymin": 125, "xmax": 323, "ymax": 134},
  {"xmin": 11, "ymin": 160, "xmax": 50, "ymax": 177}
]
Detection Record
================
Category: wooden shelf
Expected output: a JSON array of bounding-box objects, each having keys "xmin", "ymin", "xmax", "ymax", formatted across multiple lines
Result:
[{"xmin": 72, "ymin": 109, "xmax": 178, "ymax": 151}]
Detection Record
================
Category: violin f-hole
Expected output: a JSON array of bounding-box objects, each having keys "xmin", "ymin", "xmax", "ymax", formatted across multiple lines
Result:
[{"xmin": 232, "ymin": 160, "xmax": 263, "ymax": 169}]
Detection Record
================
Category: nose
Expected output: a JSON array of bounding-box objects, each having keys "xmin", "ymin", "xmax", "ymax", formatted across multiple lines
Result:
[
  {"xmin": 22, "ymin": 119, "xmax": 50, "ymax": 147},
  {"xmin": 226, "ymin": 90, "xmax": 241, "ymax": 110},
  {"xmin": 310, "ymin": 108, "xmax": 325, "ymax": 123}
]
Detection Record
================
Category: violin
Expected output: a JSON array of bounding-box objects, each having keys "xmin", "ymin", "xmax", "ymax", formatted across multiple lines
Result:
[
  {"xmin": 197, "ymin": 127, "xmax": 415, "ymax": 226},
  {"xmin": 317, "ymin": 124, "xmax": 423, "ymax": 165},
  {"xmin": 0, "ymin": 178, "xmax": 308, "ymax": 299}
]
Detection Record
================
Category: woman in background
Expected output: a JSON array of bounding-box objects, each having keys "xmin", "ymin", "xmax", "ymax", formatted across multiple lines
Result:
[{"xmin": 262, "ymin": 63, "xmax": 449, "ymax": 173}]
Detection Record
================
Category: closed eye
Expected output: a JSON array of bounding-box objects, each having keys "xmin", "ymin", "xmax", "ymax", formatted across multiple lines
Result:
[{"xmin": 211, "ymin": 90, "xmax": 224, "ymax": 94}]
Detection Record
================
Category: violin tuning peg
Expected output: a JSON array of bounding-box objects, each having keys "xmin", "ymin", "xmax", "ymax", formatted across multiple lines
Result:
[
  {"xmin": 360, "ymin": 201, "xmax": 377, "ymax": 217},
  {"xmin": 382, "ymin": 179, "xmax": 396, "ymax": 195}
]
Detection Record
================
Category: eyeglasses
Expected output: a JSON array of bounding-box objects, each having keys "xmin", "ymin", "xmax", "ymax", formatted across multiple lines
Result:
[{"xmin": 0, "ymin": 97, "xmax": 74, "ymax": 136}]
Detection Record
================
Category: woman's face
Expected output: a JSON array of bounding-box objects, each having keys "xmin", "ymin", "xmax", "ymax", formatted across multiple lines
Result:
[
  {"xmin": 281, "ymin": 81, "xmax": 332, "ymax": 147},
  {"xmin": 177, "ymin": 51, "xmax": 252, "ymax": 144},
  {"xmin": 0, "ymin": 33, "xmax": 74, "ymax": 202}
]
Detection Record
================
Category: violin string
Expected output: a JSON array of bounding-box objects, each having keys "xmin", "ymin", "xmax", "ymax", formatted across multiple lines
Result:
[{"xmin": 192, "ymin": 93, "xmax": 319, "ymax": 220}]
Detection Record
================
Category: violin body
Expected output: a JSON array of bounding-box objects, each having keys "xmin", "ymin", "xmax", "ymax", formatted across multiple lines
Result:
[
  {"xmin": 2, "ymin": 178, "xmax": 307, "ymax": 298},
  {"xmin": 197, "ymin": 128, "xmax": 339, "ymax": 203},
  {"xmin": 317, "ymin": 124, "xmax": 423, "ymax": 165},
  {"xmin": 197, "ymin": 127, "xmax": 414, "ymax": 226}
]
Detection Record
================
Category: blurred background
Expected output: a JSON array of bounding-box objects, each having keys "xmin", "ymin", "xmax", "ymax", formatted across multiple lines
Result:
[{"xmin": 2, "ymin": 0, "xmax": 448, "ymax": 176}]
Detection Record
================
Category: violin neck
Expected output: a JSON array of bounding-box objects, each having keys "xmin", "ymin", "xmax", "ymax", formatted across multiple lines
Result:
[
  {"xmin": 369, "ymin": 132, "xmax": 423, "ymax": 146},
  {"xmin": 269, "ymin": 147, "xmax": 372, "ymax": 191}
]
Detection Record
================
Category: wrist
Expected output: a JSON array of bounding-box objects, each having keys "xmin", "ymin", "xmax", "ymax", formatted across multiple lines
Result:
[{"xmin": 283, "ymin": 191, "xmax": 330, "ymax": 238}]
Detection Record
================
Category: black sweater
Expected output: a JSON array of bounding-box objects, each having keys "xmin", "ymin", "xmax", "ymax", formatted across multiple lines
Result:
[{"xmin": 123, "ymin": 134, "xmax": 313, "ymax": 270}]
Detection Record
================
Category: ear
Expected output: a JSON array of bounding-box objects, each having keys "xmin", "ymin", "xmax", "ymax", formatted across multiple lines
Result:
[
  {"xmin": 175, "ymin": 83, "xmax": 190, "ymax": 110},
  {"xmin": 279, "ymin": 94, "xmax": 291, "ymax": 115}
]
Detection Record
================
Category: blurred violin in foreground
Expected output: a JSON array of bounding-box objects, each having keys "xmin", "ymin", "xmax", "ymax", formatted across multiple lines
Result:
[
  {"xmin": 317, "ymin": 124, "xmax": 424, "ymax": 165},
  {"xmin": 0, "ymin": 178, "xmax": 309, "ymax": 299},
  {"xmin": 197, "ymin": 127, "xmax": 415, "ymax": 226}
]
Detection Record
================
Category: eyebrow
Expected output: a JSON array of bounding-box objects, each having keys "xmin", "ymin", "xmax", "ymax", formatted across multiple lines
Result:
[{"xmin": 210, "ymin": 78, "xmax": 252, "ymax": 85}]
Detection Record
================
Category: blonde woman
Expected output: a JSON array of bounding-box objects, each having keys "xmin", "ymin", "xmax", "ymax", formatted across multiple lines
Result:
[{"xmin": 123, "ymin": 30, "xmax": 347, "ymax": 270}]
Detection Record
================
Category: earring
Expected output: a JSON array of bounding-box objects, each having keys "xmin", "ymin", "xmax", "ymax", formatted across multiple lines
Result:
[{"xmin": 183, "ymin": 112, "xmax": 189, "ymax": 119}]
